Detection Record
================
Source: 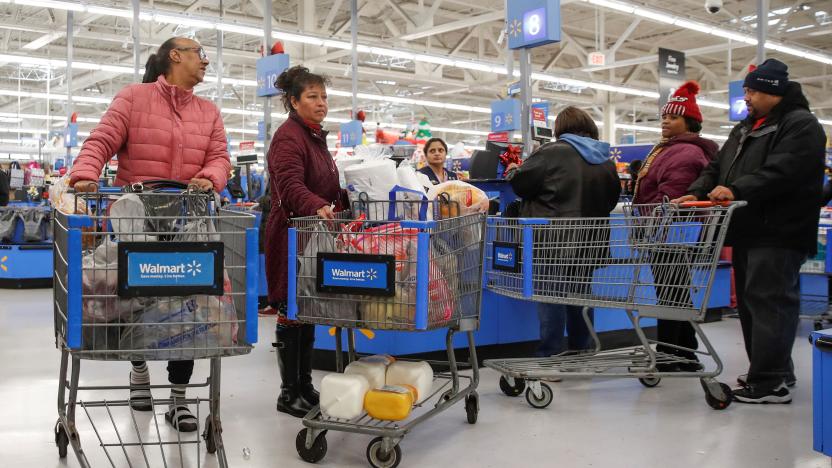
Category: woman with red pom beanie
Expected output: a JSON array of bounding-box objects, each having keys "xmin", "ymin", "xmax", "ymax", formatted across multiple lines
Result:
[{"xmin": 634, "ymin": 80, "xmax": 719, "ymax": 372}]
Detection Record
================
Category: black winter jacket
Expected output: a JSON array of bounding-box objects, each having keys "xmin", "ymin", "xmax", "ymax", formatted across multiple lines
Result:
[
  {"xmin": 507, "ymin": 141, "xmax": 621, "ymax": 218},
  {"xmin": 687, "ymin": 82, "xmax": 826, "ymax": 254}
]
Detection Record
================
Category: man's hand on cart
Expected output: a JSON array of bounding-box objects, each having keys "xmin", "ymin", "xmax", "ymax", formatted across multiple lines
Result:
[
  {"xmin": 188, "ymin": 178, "xmax": 214, "ymax": 192},
  {"xmin": 73, "ymin": 180, "xmax": 99, "ymax": 192},
  {"xmin": 671, "ymin": 194, "xmax": 698, "ymax": 204},
  {"xmin": 708, "ymin": 186, "xmax": 735, "ymax": 202}
]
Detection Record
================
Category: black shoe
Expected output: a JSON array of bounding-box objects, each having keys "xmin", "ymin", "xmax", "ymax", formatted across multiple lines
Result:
[
  {"xmin": 298, "ymin": 325, "xmax": 319, "ymax": 407},
  {"xmin": 732, "ymin": 383, "xmax": 792, "ymax": 404},
  {"xmin": 275, "ymin": 326, "xmax": 314, "ymax": 418},
  {"xmin": 655, "ymin": 362, "xmax": 680, "ymax": 372},
  {"xmin": 737, "ymin": 374, "xmax": 796, "ymax": 388},
  {"xmin": 676, "ymin": 361, "xmax": 704, "ymax": 372}
]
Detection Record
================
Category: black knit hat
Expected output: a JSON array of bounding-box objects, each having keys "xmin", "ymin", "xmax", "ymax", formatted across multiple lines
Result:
[{"xmin": 743, "ymin": 59, "xmax": 789, "ymax": 96}]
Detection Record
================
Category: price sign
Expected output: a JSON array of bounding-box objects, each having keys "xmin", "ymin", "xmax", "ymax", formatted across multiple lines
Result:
[
  {"xmin": 507, "ymin": 0, "xmax": 561, "ymax": 49},
  {"xmin": 256, "ymin": 54, "xmax": 290, "ymax": 97}
]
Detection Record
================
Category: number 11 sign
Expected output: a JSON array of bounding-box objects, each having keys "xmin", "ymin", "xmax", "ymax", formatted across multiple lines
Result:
[{"xmin": 507, "ymin": 0, "xmax": 561, "ymax": 50}]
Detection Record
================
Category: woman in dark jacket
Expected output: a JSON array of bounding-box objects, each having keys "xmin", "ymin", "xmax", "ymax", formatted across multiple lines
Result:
[
  {"xmin": 633, "ymin": 80, "xmax": 717, "ymax": 372},
  {"xmin": 506, "ymin": 106, "xmax": 620, "ymax": 356},
  {"xmin": 264, "ymin": 66, "xmax": 348, "ymax": 417},
  {"xmin": 417, "ymin": 137, "xmax": 458, "ymax": 185}
]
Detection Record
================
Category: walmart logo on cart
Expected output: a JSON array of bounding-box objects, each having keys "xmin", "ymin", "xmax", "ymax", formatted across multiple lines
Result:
[
  {"xmin": 330, "ymin": 267, "xmax": 378, "ymax": 281},
  {"xmin": 139, "ymin": 260, "xmax": 202, "ymax": 278}
]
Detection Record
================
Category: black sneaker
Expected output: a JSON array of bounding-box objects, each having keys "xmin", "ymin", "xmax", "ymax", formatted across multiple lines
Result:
[
  {"xmin": 737, "ymin": 374, "xmax": 796, "ymax": 388},
  {"xmin": 732, "ymin": 383, "xmax": 792, "ymax": 404}
]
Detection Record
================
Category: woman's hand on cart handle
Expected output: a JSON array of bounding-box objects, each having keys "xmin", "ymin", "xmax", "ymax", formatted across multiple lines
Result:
[
  {"xmin": 316, "ymin": 204, "xmax": 335, "ymax": 220},
  {"xmin": 188, "ymin": 178, "xmax": 214, "ymax": 192},
  {"xmin": 670, "ymin": 194, "xmax": 697, "ymax": 204},
  {"xmin": 73, "ymin": 180, "xmax": 99, "ymax": 193}
]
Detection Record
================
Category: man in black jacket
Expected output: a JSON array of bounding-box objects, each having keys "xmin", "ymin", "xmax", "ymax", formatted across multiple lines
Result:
[
  {"xmin": 676, "ymin": 59, "xmax": 826, "ymax": 404},
  {"xmin": 0, "ymin": 168, "xmax": 9, "ymax": 207}
]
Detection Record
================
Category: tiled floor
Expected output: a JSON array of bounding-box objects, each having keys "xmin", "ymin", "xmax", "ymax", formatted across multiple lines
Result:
[{"xmin": 1, "ymin": 288, "xmax": 828, "ymax": 467}]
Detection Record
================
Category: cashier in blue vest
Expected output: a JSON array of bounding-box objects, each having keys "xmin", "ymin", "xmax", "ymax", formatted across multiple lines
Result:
[{"xmin": 417, "ymin": 137, "xmax": 458, "ymax": 185}]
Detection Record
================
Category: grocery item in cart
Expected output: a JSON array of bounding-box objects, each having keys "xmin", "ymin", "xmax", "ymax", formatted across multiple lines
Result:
[
  {"xmin": 117, "ymin": 274, "xmax": 239, "ymax": 360},
  {"xmin": 344, "ymin": 159, "xmax": 399, "ymax": 220},
  {"xmin": 386, "ymin": 361, "xmax": 433, "ymax": 404},
  {"xmin": 427, "ymin": 180, "xmax": 489, "ymax": 218},
  {"xmin": 320, "ymin": 372, "xmax": 370, "ymax": 420},
  {"xmin": 297, "ymin": 223, "xmax": 360, "ymax": 325},
  {"xmin": 360, "ymin": 354, "xmax": 396, "ymax": 366},
  {"xmin": 364, "ymin": 385, "xmax": 417, "ymax": 421},
  {"xmin": 344, "ymin": 360, "xmax": 386, "ymax": 389}
]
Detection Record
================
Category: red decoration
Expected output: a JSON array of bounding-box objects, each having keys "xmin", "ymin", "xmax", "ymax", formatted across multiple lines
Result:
[
  {"xmin": 498, "ymin": 144, "xmax": 522, "ymax": 176},
  {"xmin": 271, "ymin": 41, "xmax": 285, "ymax": 55}
]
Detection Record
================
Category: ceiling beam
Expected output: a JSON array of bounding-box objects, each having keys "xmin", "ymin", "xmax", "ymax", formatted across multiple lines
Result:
[
  {"xmin": 398, "ymin": 11, "xmax": 503, "ymax": 41},
  {"xmin": 383, "ymin": 0, "xmax": 417, "ymax": 28}
]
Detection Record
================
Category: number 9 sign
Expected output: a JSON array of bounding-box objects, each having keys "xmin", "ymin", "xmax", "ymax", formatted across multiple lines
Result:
[{"xmin": 493, "ymin": 113, "xmax": 503, "ymax": 130}]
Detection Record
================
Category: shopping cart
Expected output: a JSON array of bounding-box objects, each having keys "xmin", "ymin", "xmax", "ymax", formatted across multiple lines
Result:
[
  {"xmin": 52, "ymin": 188, "xmax": 259, "ymax": 467},
  {"xmin": 799, "ymin": 225, "xmax": 832, "ymax": 336},
  {"xmin": 287, "ymin": 195, "xmax": 485, "ymax": 468},
  {"xmin": 483, "ymin": 201, "xmax": 744, "ymax": 411}
]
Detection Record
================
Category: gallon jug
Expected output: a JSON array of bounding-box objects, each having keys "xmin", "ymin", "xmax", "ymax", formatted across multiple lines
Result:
[{"xmin": 320, "ymin": 373, "xmax": 370, "ymax": 420}]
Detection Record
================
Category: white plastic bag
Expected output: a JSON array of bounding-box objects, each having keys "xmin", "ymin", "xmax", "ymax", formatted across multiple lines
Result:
[{"xmin": 345, "ymin": 159, "xmax": 399, "ymax": 221}]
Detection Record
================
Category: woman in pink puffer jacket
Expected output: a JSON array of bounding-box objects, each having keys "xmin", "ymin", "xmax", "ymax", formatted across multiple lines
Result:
[{"xmin": 69, "ymin": 37, "xmax": 231, "ymax": 434}]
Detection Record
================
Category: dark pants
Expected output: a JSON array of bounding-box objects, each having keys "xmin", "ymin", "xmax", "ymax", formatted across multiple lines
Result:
[
  {"xmin": 537, "ymin": 304, "xmax": 594, "ymax": 357},
  {"xmin": 653, "ymin": 258, "xmax": 698, "ymax": 360},
  {"xmin": 733, "ymin": 246, "xmax": 804, "ymax": 390},
  {"xmin": 131, "ymin": 360, "xmax": 194, "ymax": 385}
]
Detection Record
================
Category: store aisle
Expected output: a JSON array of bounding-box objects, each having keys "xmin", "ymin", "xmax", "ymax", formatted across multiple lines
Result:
[{"xmin": 0, "ymin": 288, "xmax": 827, "ymax": 468}]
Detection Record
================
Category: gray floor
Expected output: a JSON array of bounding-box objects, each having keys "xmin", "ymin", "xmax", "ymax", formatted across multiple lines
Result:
[{"xmin": 1, "ymin": 288, "xmax": 829, "ymax": 468}]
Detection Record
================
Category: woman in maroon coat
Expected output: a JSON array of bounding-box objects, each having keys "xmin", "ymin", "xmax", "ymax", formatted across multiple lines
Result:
[
  {"xmin": 633, "ymin": 81, "xmax": 718, "ymax": 372},
  {"xmin": 264, "ymin": 66, "xmax": 348, "ymax": 417}
]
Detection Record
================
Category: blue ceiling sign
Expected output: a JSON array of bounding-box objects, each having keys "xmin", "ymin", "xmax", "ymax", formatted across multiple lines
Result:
[
  {"xmin": 729, "ymin": 80, "xmax": 748, "ymax": 122},
  {"xmin": 491, "ymin": 99, "xmax": 522, "ymax": 132},
  {"xmin": 507, "ymin": 0, "xmax": 561, "ymax": 49},
  {"xmin": 256, "ymin": 54, "xmax": 290, "ymax": 97}
]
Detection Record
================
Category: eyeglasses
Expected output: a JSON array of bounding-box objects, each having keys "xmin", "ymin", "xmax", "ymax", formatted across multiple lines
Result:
[{"xmin": 176, "ymin": 46, "xmax": 208, "ymax": 61}]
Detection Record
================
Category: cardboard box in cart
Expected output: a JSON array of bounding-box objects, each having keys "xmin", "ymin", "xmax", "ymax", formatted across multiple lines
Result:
[{"xmin": 813, "ymin": 329, "xmax": 832, "ymax": 456}]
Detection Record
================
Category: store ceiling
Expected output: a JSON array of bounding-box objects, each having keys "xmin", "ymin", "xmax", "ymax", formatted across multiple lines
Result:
[{"xmin": 0, "ymin": 0, "xmax": 828, "ymax": 156}]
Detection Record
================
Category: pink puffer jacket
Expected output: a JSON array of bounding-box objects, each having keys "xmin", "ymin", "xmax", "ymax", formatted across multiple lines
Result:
[{"xmin": 70, "ymin": 75, "xmax": 231, "ymax": 192}]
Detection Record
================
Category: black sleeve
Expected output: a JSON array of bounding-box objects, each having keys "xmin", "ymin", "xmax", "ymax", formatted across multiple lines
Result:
[
  {"xmin": 687, "ymin": 143, "xmax": 726, "ymax": 199},
  {"xmin": 822, "ymin": 180, "xmax": 832, "ymax": 207},
  {"xmin": 729, "ymin": 115, "xmax": 826, "ymax": 203},
  {"xmin": 0, "ymin": 171, "xmax": 9, "ymax": 207},
  {"xmin": 506, "ymin": 151, "xmax": 548, "ymax": 199}
]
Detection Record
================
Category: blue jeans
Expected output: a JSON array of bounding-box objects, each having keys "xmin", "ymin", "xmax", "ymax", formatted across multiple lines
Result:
[{"xmin": 537, "ymin": 303, "xmax": 594, "ymax": 357}]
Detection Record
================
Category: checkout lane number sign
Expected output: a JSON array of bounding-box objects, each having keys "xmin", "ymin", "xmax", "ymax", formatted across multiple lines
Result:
[
  {"xmin": 316, "ymin": 252, "xmax": 396, "ymax": 296},
  {"xmin": 117, "ymin": 242, "xmax": 225, "ymax": 297}
]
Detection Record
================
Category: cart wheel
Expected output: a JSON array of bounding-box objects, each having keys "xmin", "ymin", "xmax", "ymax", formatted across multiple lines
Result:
[
  {"xmin": 366, "ymin": 437, "xmax": 401, "ymax": 468},
  {"xmin": 465, "ymin": 392, "xmax": 479, "ymax": 424},
  {"xmin": 296, "ymin": 428, "xmax": 327, "ymax": 464},
  {"xmin": 55, "ymin": 422, "xmax": 69, "ymax": 458},
  {"xmin": 525, "ymin": 383, "xmax": 553, "ymax": 409},
  {"xmin": 705, "ymin": 383, "xmax": 733, "ymax": 410},
  {"xmin": 499, "ymin": 376, "xmax": 525, "ymax": 397},
  {"xmin": 639, "ymin": 376, "xmax": 661, "ymax": 388},
  {"xmin": 203, "ymin": 417, "xmax": 217, "ymax": 454}
]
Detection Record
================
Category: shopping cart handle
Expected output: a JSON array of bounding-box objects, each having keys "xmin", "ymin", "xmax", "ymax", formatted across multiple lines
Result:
[
  {"xmin": 678, "ymin": 201, "xmax": 732, "ymax": 208},
  {"xmin": 815, "ymin": 336, "xmax": 832, "ymax": 351}
]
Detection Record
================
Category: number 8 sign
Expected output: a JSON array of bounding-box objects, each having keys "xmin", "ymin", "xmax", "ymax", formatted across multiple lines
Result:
[{"xmin": 507, "ymin": 0, "xmax": 560, "ymax": 50}]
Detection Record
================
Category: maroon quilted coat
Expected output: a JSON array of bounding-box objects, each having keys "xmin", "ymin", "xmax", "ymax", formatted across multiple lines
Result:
[
  {"xmin": 264, "ymin": 113, "xmax": 348, "ymax": 303},
  {"xmin": 633, "ymin": 133, "xmax": 718, "ymax": 204}
]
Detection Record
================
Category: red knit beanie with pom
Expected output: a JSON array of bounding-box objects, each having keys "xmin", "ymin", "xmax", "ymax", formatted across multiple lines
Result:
[{"xmin": 661, "ymin": 80, "xmax": 703, "ymax": 122}]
